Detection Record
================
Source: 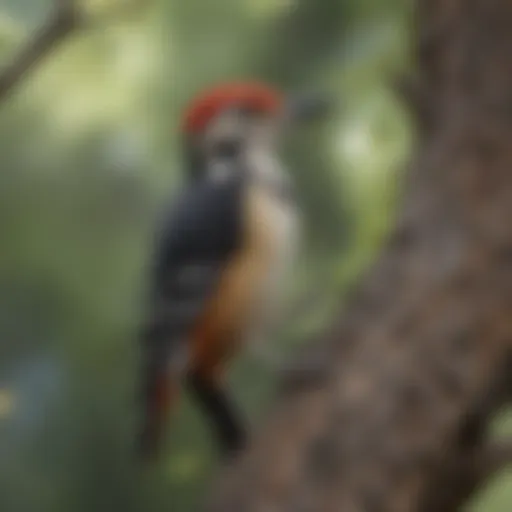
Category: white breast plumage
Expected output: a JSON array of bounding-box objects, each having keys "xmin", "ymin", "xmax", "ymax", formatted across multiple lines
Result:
[{"xmin": 241, "ymin": 149, "xmax": 301, "ymax": 348}]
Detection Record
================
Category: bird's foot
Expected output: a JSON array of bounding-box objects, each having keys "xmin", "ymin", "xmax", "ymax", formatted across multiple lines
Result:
[{"xmin": 218, "ymin": 422, "xmax": 248, "ymax": 462}]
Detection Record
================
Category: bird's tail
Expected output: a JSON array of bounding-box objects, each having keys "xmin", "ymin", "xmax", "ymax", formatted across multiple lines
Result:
[{"xmin": 137, "ymin": 360, "xmax": 179, "ymax": 465}]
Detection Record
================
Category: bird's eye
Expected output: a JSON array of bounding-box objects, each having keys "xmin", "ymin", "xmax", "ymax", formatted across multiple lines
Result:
[{"xmin": 212, "ymin": 139, "xmax": 242, "ymax": 159}]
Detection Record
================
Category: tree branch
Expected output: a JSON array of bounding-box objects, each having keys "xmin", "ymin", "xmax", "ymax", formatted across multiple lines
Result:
[
  {"xmin": 476, "ymin": 440, "xmax": 512, "ymax": 481},
  {"xmin": 0, "ymin": 0, "xmax": 82, "ymax": 102},
  {"xmin": 418, "ymin": 439, "xmax": 512, "ymax": 512}
]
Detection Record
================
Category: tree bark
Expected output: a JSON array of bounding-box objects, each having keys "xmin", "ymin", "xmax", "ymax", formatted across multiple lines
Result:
[{"xmin": 205, "ymin": 0, "xmax": 512, "ymax": 510}]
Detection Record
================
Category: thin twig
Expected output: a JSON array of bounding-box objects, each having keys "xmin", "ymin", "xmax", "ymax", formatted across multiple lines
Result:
[{"xmin": 0, "ymin": 0, "xmax": 82, "ymax": 102}]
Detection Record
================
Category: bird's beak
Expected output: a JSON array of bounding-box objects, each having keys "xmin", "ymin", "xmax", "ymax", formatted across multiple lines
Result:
[{"xmin": 283, "ymin": 92, "xmax": 334, "ymax": 126}]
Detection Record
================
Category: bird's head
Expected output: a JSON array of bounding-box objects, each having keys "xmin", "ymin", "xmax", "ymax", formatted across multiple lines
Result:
[{"xmin": 181, "ymin": 81, "xmax": 331, "ymax": 179}]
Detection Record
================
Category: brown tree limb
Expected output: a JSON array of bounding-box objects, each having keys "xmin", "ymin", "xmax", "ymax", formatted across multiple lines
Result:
[
  {"xmin": 0, "ymin": 0, "xmax": 82, "ymax": 102},
  {"xmin": 417, "ymin": 438, "xmax": 512, "ymax": 512},
  {"xmin": 475, "ymin": 440, "xmax": 512, "ymax": 482},
  {"xmin": 205, "ymin": 0, "xmax": 512, "ymax": 510}
]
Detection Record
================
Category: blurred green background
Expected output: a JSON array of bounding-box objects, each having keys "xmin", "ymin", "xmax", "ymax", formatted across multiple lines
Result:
[{"xmin": 0, "ymin": 1, "xmax": 509, "ymax": 511}]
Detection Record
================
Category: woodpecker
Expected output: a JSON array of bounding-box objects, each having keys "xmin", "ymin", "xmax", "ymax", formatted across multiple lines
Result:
[{"xmin": 137, "ymin": 81, "xmax": 329, "ymax": 464}]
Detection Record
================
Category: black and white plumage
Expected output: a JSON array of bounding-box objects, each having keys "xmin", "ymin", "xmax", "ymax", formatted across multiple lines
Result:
[
  {"xmin": 142, "ymin": 171, "xmax": 245, "ymax": 362},
  {"xmin": 138, "ymin": 155, "xmax": 300, "ymax": 461},
  {"xmin": 136, "ymin": 82, "xmax": 328, "ymax": 463}
]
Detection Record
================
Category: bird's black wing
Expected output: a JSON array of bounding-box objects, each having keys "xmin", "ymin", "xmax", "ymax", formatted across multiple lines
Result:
[
  {"xmin": 137, "ymin": 172, "xmax": 246, "ymax": 461},
  {"xmin": 140, "ymin": 173, "xmax": 244, "ymax": 368}
]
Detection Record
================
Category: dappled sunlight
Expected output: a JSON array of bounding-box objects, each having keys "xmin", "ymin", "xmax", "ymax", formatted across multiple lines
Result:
[
  {"xmin": 338, "ymin": 119, "xmax": 374, "ymax": 165},
  {"xmin": 33, "ymin": 25, "xmax": 160, "ymax": 138},
  {"xmin": 0, "ymin": 388, "xmax": 15, "ymax": 419}
]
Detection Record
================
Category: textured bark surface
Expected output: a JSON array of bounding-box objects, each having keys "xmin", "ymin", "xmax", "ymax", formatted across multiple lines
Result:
[{"xmin": 205, "ymin": 0, "xmax": 512, "ymax": 510}]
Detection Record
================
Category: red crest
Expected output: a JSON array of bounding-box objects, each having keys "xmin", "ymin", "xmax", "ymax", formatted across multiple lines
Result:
[{"xmin": 182, "ymin": 82, "xmax": 283, "ymax": 135}]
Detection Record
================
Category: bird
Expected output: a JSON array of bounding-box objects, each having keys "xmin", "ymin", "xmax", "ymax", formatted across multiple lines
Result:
[{"xmin": 136, "ymin": 81, "xmax": 330, "ymax": 464}]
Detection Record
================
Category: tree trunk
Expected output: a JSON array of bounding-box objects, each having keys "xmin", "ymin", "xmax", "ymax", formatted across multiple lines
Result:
[{"xmin": 205, "ymin": 0, "xmax": 512, "ymax": 510}]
